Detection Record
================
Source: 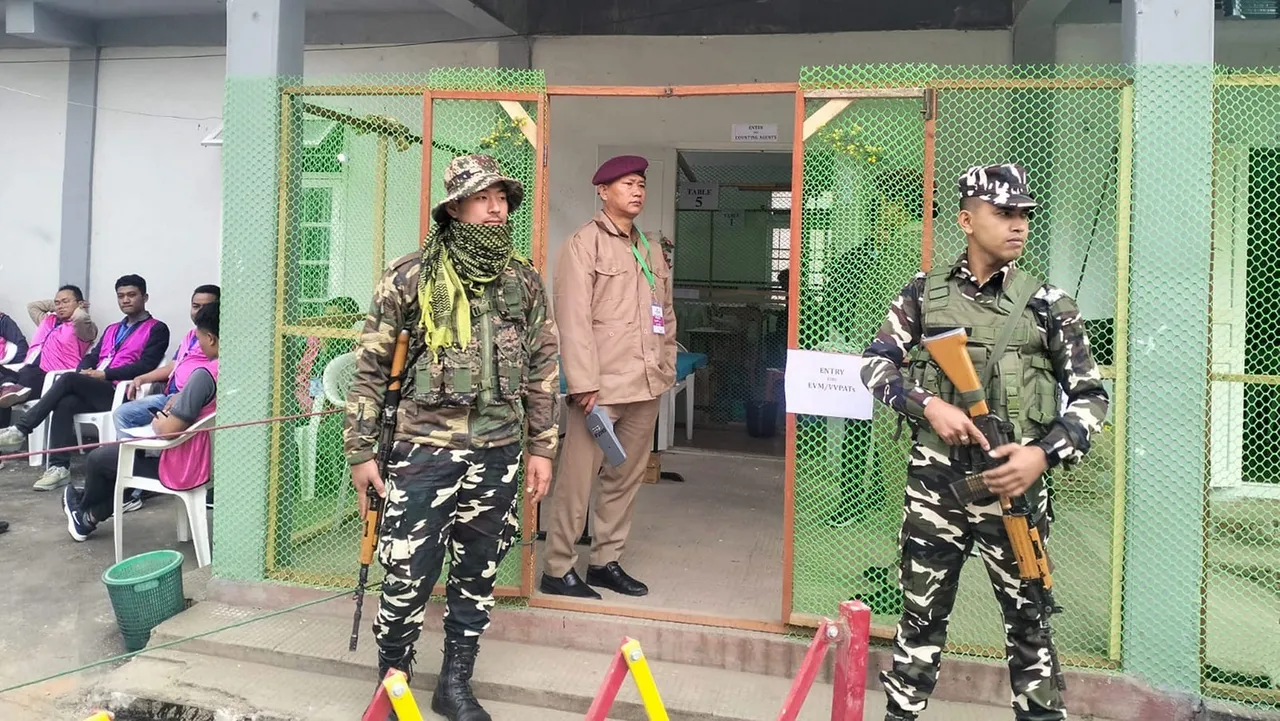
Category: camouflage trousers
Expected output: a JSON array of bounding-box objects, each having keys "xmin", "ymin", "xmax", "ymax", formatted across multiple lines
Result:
[
  {"xmin": 883, "ymin": 450, "xmax": 1065, "ymax": 721},
  {"xmin": 373, "ymin": 441, "xmax": 522, "ymax": 653}
]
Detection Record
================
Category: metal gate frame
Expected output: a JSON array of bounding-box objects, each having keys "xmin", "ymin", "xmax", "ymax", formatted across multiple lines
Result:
[
  {"xmin": 783, "ymin": 78, "xmax": 1133, "ymax": 671},
  {"xmin": 420, "ymin": 88, "xmax": 551, "ymax": 597},
  {"xmin": 525, "ymin": 82, "xmax": 802, "ymax": 635}
]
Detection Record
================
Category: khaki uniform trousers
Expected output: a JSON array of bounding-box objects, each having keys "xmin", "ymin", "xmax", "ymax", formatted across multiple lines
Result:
[{"xmin": 543, "ymin": 398, "xmax": 661, "ymax": 577}]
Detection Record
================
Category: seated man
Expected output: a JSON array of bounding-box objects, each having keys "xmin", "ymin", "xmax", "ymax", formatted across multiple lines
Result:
[
  {"xmin": 0, "ymin": 285, "xmax": 97, "ymax": 411},
  {"xmin": 63, "ymin": 302, "xmax": 218, "ymax": 541},
  {"xmin": 0, "ymin": 274, "xmax": 170, "ymax": 491},
  {"xmin": 114, "ymin": 284, "xmax": 220, "ymax": 434}
]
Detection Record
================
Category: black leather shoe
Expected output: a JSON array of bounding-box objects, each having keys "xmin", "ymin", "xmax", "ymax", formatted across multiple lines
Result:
[
  {"xmin": 539, "ymin": 569, "xmax": 602, "ymax": 599},
  {"xmin": 586, "ymin": 562, "xmax": 649, "ymax": 597}
]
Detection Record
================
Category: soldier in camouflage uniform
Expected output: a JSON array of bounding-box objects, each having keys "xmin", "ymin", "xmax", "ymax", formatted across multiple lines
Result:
[
  {"xmin": 345, "ymin": 154, "xmax": 559, "ymax": 721},
  {"xmin": 861, "ymin": 164, "xmax": 1109, "ymax": 721}
]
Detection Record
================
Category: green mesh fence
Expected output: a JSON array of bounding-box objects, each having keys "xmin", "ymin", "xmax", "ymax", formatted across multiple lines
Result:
[
  {"xmin": 790, "ymin": 63, "xmax": 1277, "ymax": 711},
  {"xmin": 1206, "ymin": 69, "xmax": 1280, "ymax": 707},
  {"xmin": 793, "ymin": 68, "xmax": 1129, "ymax": 675},
  {"xmin": 217, "ymin": 64, "xmax": 1280, "ymax": 711},
  {"xmin": 220, "ymin": 69, "xmax": 544, "ymax": 595}
]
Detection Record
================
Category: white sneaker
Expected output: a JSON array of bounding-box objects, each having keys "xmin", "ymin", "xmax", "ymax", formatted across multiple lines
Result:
[
  {"xmin": 0, "ymin": 426, "xmax": 25, "ymax": 452},
  {"xmin": 122, "ymin": 492, "xmax": 144, "ymax": 514},
  {"xmin": 33, "ymin": 465, "xmax": 71, "ymax": 491}
]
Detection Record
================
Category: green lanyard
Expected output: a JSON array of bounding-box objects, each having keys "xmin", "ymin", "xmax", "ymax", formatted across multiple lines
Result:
[{"xmin": 631, "ymin": 231, "xmax": 656, "ymax": 290}]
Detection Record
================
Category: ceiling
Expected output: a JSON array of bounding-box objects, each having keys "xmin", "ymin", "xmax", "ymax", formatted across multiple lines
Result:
[
  {"xmin": 1, "ymin": 0, "xmax": 1018, "ymax": 49},
  {"xmin": 0, "ymin": 0, "xmax": 438, "ymax": 19}
]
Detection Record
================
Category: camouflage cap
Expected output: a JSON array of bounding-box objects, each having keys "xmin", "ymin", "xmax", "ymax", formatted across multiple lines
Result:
[
  {"xmin": 958, "ymin": 163, "xmax": 1037, "ymax": 209},
  {"xmin": 431, "ymin": 154, "xmax": 525, "ymax": 224}
]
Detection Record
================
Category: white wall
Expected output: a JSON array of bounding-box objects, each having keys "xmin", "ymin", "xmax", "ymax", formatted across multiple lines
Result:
[
  {"xmin": 90, "ymin": 47, "xmax": 225, "ymax": 343},
  {"xmin": 0, "ymin": 48, "xmax": 69, "ymax": 336},
  {"xmin": 1056, "ymin": 19, "xmax": 1280, "ymax": 65},
  {"xmin": 86, "ymin": 42, "xmax": 498, "ymax": 352},
  {"xmin": 534, "ymin": 31, "xmax": 1012, "ymax": 286},
  {"xmin": 304, "ymin": 41, "xmax": 498, "ymax": 76}
]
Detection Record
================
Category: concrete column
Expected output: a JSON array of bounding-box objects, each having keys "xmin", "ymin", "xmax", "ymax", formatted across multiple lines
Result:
[
  {"xmin": 216, "ymin": 0, "xmax": 304, "ymax": 582},
  {"xmin": 496, "ymin": 36, "xmax": 530, "ymax": 69},
  {"xmin": 58, "ymin": 46, "xmax": 99, "ymax": 292},
  {"xmin": 1120, "ymin": 0, "xmax": 1213, "ymax": 694}
]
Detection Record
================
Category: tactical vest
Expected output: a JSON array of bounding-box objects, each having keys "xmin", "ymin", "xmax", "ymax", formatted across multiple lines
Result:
[
  {"xmin": 412, "ymin": 265, "xmax": 530, "ymax": 408},
  {"xmin": 905, "ymin": 265, "xmax": 1059, "ymax": 456}
]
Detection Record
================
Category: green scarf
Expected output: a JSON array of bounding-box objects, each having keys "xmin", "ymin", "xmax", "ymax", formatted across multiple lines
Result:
[{"xmin": 418, "ymin": 221, "xmax": 517, "ymax": 359}]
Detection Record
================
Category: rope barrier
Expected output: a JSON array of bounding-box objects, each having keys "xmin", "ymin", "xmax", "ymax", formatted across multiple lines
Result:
[{"xmin": 0, "ymin": 408, "xmax": 342, "ymax": 463}]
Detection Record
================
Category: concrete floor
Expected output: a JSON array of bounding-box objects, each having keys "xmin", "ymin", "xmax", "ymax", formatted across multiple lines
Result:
[
  {"xmin": 0, "ymin": 455, "xmax": 208, "ymax": 720},
  {"xmin": 534, "ymin": 449, "xmax": 786, "ymax": 622},
  {"xmin": 671, "ymin": 423, "xmax": 787, "ymax": 457}
]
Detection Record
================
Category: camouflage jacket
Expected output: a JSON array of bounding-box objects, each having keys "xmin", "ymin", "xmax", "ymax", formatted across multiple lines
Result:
[
  {"xmin": 860, "ymin": 254, "xmax": 1109, "ymax": 468},
  {"xmin": 343, "ymin": 251, "xmax": 560, "ymax": 465}
]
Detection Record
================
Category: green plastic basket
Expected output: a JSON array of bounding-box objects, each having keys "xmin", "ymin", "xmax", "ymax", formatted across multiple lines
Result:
[{"xmin": 102, "ymin": 549, "xmax": 186, "ymax": 652}]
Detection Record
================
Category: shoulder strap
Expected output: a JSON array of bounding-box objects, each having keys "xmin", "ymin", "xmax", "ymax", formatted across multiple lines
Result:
[
  {"xmin": 919, "ymin": 265, "xmax": 952, "ymax": 330},
  {"xmin": 979, "ymin": 268, "xmax": 1040, "ymax": 387}
]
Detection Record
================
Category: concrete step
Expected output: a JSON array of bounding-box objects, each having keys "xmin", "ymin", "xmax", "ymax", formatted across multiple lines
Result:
[
  {"xmin": 141, "ymin": 601, "xmax": 1007, "ymax": 721},
  {"xmin": 92, "ymin": 649, "xmax": 602, "ymax": 721},
  {"xmin": 211, "ymin": 578, "xmax": 821, "ymax": 682},
  {"xmin": 203, "ymin": 580, "xmax": 1162, "ymax": 720}
]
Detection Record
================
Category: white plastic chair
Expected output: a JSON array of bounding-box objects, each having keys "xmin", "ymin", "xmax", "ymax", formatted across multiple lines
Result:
[
  {"xmin": 296, "ymin": 351, "xmax": 356, "ymax": 501},
  {"xmin": 74, "ymin": 380, "xmax": 162, "ymax": 450},
  {"xmin": 15, "ymin": 368, "xmax": 71, "ymax": 468},
  {"xmin": 113, "ymin": 413, "xmax": 216, "ymax": 568}
]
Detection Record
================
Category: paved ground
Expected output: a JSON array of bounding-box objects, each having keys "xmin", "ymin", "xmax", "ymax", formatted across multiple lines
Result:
[{"xmin": 0, "ymin": 455, "xmax": 208, "ymax": 720}]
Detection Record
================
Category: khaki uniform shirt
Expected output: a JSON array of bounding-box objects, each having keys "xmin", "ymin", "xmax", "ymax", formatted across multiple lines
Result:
[{"xmin": 554, "ymin": 211, "xmax": 677, "ymax": 405}]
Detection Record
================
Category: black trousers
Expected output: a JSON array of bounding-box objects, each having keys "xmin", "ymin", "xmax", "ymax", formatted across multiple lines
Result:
[
  {"xmin": 16, "ymin": 372, "xmax": 114, "ymax": 468},
  {"xmin": 0, "ymin": 364, "xmax": 47, "ymax": 427},
  {"xmin": 81, "ymin": 445, "xmax": 158, "ymax": 523}
]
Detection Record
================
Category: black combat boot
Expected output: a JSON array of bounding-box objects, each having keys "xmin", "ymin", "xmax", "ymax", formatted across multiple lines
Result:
[
  {"xmin": 431, "ymin": 637, "xmax": 490, "ymax": 721},
  {"xmin": 375, "ymin": 646, "xmax": 416, "ymax": 721}
]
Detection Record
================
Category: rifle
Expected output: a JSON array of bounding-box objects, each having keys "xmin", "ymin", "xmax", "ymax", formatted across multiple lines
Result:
[
  {"xmin": 349, "ymin": 329, "xmax": 412, "ymax": 652},
  {"xmin": 920, "ymin": 327, "xmax": 1067, "ymax": 692}
]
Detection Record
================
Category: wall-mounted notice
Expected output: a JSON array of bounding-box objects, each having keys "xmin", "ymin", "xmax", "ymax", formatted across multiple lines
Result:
[
  {"xmin": 717, "ymin": 210, "xmax": 744, "ymax": 228},
  {"xmin": 678, "ymin": 182, "xmax": 719, "ymax": 210},
  {"xmin": 784, "ymin": 349, "xmax": 873, "ymax": 420},
  {"xmin": 732, "ymin": 123, "xmax": 780, "ymax": 143}
]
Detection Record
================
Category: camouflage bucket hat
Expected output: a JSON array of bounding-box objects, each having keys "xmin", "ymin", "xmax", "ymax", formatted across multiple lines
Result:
[{"xmin": 431, "ymin": 153, "xmax": 525, "ymax": 224}]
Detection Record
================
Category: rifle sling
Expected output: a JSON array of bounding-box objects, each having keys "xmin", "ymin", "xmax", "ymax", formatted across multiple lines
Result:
[{"xmin": 979, "ymin": 270, "xmax": 1040, "ymax": 394}]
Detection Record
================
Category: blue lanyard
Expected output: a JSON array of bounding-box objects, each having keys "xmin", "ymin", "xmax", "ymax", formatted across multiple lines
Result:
[{"xmin": 108, "ymin": 319, "xmax": 141, "ymax": 356}]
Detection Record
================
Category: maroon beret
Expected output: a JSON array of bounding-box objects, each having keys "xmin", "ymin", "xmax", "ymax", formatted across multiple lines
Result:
[{"xmin": 592, "ymin": 155, "xmax": 648, "ymax": 186}]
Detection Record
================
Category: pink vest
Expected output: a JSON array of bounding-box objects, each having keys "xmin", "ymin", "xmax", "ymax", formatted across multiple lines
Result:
[
  {"xmin": 98, "ymin": 317, "xmax": 159, "ymax": 382},
  {"xmin": 158, "ymin": 360, "xmax": 218, "ymax": 491},
  {"xmin": 169, "ymin": 329, "xmax": 214, "ymax": 394},
  {"xmin": 29, "ymin": 314, "xmax": 91, "ymax": 372}
]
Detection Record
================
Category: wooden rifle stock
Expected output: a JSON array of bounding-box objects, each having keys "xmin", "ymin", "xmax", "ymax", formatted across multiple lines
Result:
[
  {"xmin": 921, "ymin": 328, "xmax": 1065, "ymax": 689},
  {"xmin": 350, "ymin": 329, "xmax": 412, "ymax": 652}
]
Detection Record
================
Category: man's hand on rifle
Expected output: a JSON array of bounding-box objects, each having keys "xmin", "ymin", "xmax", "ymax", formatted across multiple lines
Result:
[
  {"xmin": 525, "ymin": 455, "xmax": 553, "ymax": 505},
  {"xmin": 983, "ymin": 444, "xmax": 1049, "ymax": 498},
  {"xmin": 351, "ymin": 459, "xmax": 387, "ymax": 516},
  {"xmin": 923, "ymin": 399, "xmax": 989, "ymax": 450}
]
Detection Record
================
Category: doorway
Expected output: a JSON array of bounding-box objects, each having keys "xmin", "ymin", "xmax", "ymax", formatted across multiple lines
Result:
[
  {"xmin": 529, "ymin": 87, "xmax": 799, "ymax": 631},
  {"xmin": 669, "ymin": 150, "xmax": 792, "ymax": 459}
]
